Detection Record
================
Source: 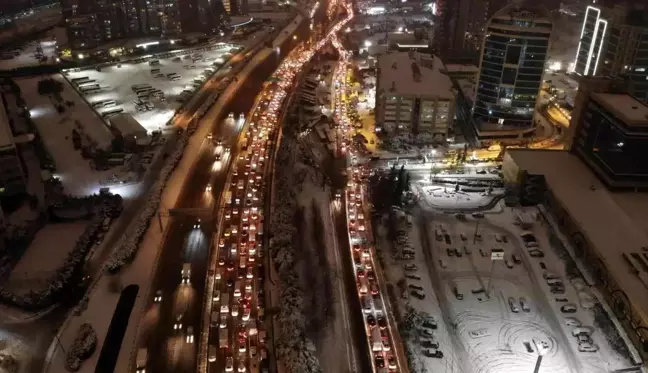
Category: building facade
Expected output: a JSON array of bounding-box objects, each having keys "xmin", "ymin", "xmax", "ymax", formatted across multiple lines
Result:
[
  {"xmin": 62, "ymin": 0, "xmax": 228, "ymax": 53},
  {"xmin": 0, "ymin": 96, "xmax": 26, "ymax": 197},
  {"xmin": 472, "ymin": 2, "xmax": 552, "ymax": 139},
  {"xmin": 572, "ymin": 4, "xmax": 648, "ymax": 103},
  {"xmin": 376, "ymin": 52, "xmax": 456, "ymax": 141}
]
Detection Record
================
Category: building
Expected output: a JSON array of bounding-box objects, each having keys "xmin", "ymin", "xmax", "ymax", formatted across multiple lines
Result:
[
  {"xmin": 109, "ymin": 113, "xmax": 149, "ymax": 146},
  {"xmin": 568, "ymin": 81, "xmax": 648, "ymax": 190},
  {"xmin": 471, "ymin": 2, "xmax": 553, "ymax": 140},
  {"xmin": 61, "ymin": 0, "xmax": 228, "ymax": 54},
  {"xmin": 502, "ymin": 149, "xmax": 648, "ymax": 361},
  {"xmin": 376, "ymin": 52, "xmax": 456, "ymax": 141},
  {"xmin": 572, "ymin": 3, "xmax": 648, "ymax": 103},
  {"xmin": 0, "ymin": 96, "xmax": 26, "ymax": 197},
  {"xmin": 433, "ymin": 0, "xmax": 511, "ymax": 59}
]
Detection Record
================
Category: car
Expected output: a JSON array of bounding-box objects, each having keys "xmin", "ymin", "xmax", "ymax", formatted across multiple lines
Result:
[
  {"xmin": 213, "ymin": 289, "xmax": 220, "ymax": 302},
  {"xmin": 388, "ymin": 356, "xmax": 397, "ymax": 370},
  {"xmin": 367, "ymin": 314, "xmax": 376, "ymax": 326},
  {"xmin": 174, "ymin": 314, "xmax": 183, "ymax": 330},
  {"xmin": 242, "ymin": 307, "xmax": 251, "ymax": 321},
  {"xmin": 419, "ymin": 328, "xmax": 434, "ymax": 338},
  {"xmin": 154, "ymin": 290, "xmax": 162, "ymax": 302},
  {"xmin": 225, "ymin": 356, "xmax": 234, "ymax": 372},
  {"xmin": 411, "ymin": 290, "xmax": 425, "ymax": 300},
  {"xmin": 524, "ymin": 341, "xmax": 534, "ymax": 353},
  {"xmin": 238, "ymin": 338, "xmax": 247, "ymax": 353},
  {"xmin": 422, "ymin": 318, "xmax": 437, "ymax": 329},
  {"xmin": 220, "ymin": 314, "xmax": 227, "ymax": 328},
  {"xmin": 423, "ymin": 349, "xmax": 444, "ymax": 358},
  {"xmin": 193, "ymin": 219, "xmax": 201, "ymax": 229},
  {"xmin": 529, "ymin": 249, "xmax": 544, "ymax": 258},
  {"xmin": 508, "ymin": 297, "xmax": 520, "ymax": 313},
  {"xmin": 377, "ymin": 316, "xmax": 387, "ymax": 329},
  {"xmin": 578, "ymin": 341, "xmax": 599, "ymax": 353},
  {"xmin": 421, "ymin": 339, "xmax": 439, "ymax": 349},
  {"xmin": 519, "ymin": 297, "xmax": 531, "ymax": 312},
  {"xmin": 404, "ymin": 264, "xmax": 418, "ymax": 271},
  {"xmin": 374, "ymin": 355, "xmax": 385, "ymax": 368},
  {"xmin": 564, "ymin": 317, "xmax": 582, "ymax": 327},
  {"xmin": 232, "ymin": 304, "xmax": 240, "ymax": 316},
  {"xmin": 561, "ymin": 304, "xmax": 577, "ymax": 313},
  {"xmin": 186, "ymin": 326, "xmax": 194, "ymax": 343},
  {"xmin": 572, "ymin": 326, "xmax": 594, "ymax": 337}
]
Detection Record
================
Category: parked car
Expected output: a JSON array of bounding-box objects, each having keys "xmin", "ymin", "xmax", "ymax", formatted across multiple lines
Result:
[
  {"xmin": 519, "ymin": 297, "xmax": 531, "ymax": 312},
  {"xmin": 423, "ymin": 349, "xmax": 444, "ymax": 358},
  {"xmin": 411, "ymin": 290, "xmax": 425, "ymax": 300},
  {"xmin": 561, "ymin": 304, "xmax": 577, "ymax": 313},
  {"xmin": 508, "ymin": 297, "xmax": 520, "ymax": 313}
]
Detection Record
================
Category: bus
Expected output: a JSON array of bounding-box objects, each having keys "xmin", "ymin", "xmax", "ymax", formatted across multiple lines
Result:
[
  {"xmin": 71, "ymin": 76, "xmax": 90, "ymax": 84},
  {"xmin": 77, "ymin": 80, "xmax": 97, "ymax": 87},
  {"xmin": 80, "ymin": 86, "xmax": 101, "ymax": 94}
]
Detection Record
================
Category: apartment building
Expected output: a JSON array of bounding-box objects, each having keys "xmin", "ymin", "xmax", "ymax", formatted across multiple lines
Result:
[
  {"xmin": 376, "ymin": 52, "xmax": 456, "ymax": 142},
  {"xmin": 0, "ymin": 96, "xmax": 26, "ymax": 197}
]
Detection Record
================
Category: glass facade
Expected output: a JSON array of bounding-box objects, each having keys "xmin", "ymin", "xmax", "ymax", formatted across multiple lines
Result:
[
  {"xmin": 473, "ymin": 7, "xmax": 552, "ymax": 132},
  {"xmin": 572, "ymin": 96, "xmax": 648, "ymax": 187}
]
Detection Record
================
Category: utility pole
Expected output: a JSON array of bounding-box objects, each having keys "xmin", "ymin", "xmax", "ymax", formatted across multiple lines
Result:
[{"xmin": 533, "ymin": 354, "xmax": 543, "ymax": 373}]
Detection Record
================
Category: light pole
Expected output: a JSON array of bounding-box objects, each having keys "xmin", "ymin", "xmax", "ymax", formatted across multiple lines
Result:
[
  {"xmin": 429, "ymin": 149, "xmax": 437, "ymax": 181},
  {"xmin": 533, "ymin": 339, "xmax": 550, "ymax": 373}
]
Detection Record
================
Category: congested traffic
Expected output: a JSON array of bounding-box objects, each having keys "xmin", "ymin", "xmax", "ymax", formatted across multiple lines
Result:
[
  {"xmin": 203, "ymin": 5, "xmax": 357, "ymax": 371},
  {"xmin": 330, "ymin": 10, "xmax": 404, "ymax": 371}
]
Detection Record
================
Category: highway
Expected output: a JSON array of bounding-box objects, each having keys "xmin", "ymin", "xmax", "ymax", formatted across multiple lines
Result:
[{"xmin": 138, "ymin": 3, "xmax": 332, "ymax": 373}]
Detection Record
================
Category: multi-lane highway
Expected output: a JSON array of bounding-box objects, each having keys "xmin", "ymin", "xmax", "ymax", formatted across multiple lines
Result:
[{"xmin": 138, "ymin": 3, "xmax": 333, "ymax": 373}]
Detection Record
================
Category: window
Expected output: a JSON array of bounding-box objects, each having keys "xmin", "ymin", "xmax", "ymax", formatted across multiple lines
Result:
[
  {"xmin": 501, "ymin": 68, "xmax": 517, "ymax": 85},
  {"xmin": 505, "ymin": 45, "xmax": 521, "ymax": 65}
]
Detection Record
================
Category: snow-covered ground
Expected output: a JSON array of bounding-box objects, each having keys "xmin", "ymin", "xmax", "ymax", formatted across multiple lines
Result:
[
  {"xmin": 62, "ymin": 44, "xmax": 238, "ymax": 134},
  {"xmin": 7, "ymin": 222, "xmax": 87, "ymax": 292},
  {"xmin": 17, "ymin": 75, "xmax": 140, "ymax": 196},
  {"xmin": 388, "ymin": 197, "xmax": 636, "ymax": 373},
  {"xmin": 0, "ymin": 37, "xmax": 59, "ymax": 69},
  {"xmin": 416, "ymin": 184, "xmax": 503, "ymax": 210}
]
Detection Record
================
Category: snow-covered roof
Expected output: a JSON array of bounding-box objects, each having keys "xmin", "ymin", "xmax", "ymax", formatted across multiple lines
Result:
[
  {"xmin": 109, "ymin": 113, "xmax": 148, "ymax": 138},
  {"xmin": 506, "ymin": 149, "xmax": 648, "ymax": 321},
  {"xmin": 591, "ymin": 93, "xmax": 648, "ymax": 126},
  {"xmin": 443, "ymin": 64, "xmax": 479, "ymax": 74},
  {"xmin": 378, "ymin": 52, "xmax": 455, "ymax": 100},
  {"xmin": 0, "ymin": 95, "xmax": 15, "ymax": 149}
]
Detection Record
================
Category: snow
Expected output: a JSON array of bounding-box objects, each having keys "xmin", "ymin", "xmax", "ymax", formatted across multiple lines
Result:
[
  {"xmin": 7, "ymin": 222, "xmax": 87, "ymax": 291},
  {"xmin": 415, "ymin": 183, "xmax": 503, "ymax": 210},
  {"xmin": 62, "ymin": 44, "xmax": 238, "ymax": 134},
  {"xmin": 385, "ymin": 194, "xmax": 637, "ymax": 373},
  {"xmin": 17, "ymin": 74, "xmax": 134, "ymax": 196},
  {"xmin": 0, "ymin": 37, "xmax": 59, "ymax": 70}
]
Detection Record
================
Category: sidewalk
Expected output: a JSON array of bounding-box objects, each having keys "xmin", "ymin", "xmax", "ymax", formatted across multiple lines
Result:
[{"xmin": 41, "ymin": 20, "xmax": 303, "ymax": 373}]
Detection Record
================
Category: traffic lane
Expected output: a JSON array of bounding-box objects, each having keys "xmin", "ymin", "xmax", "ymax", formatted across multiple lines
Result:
[{"xmin": 333, "ymin": 198, "xmax": 373, "ymax": 373}]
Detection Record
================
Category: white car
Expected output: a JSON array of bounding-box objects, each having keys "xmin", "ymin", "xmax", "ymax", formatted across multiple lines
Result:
[
  {"xmin": 232, "ymin": 304, "xmax": 239, "ymax": 317},
  {"xmin": 213, "ymin": 289, "xmax": 220, "ymax": 302},
  {"xmin": 242, "ymin": 307, "xmax": 251, "ymax": 321},
  {"xmin": 186, "ymin": 326, "xmax": 194, "ymax": 343},
  {"xmin": 225, "ymin": 356, "xmax": 234, "ymax": 371},
  {"xmin": 519, "ymin": 297, "xmax": 531, "ymax": 312},
  {"xmin": 564, "ymin": 317, "xmax": 582, "ymax": 327},
  {"xmin": 508, "ymin": 297, "xmax": 520, "ymax": 313},
  {"xmin": 154, "ymin": 290, "xmax": 162, "ymax": 302},
  {"xmin": 220, "ymin": 314, "xmax": 228, "ymax": 328},
  {"xmin": 205, "ymin": 185, "xmax": 212, "ymax": 192},
  {"xmin": 237, "ymin": 360, "xmax": 246, "ymax": 372}
]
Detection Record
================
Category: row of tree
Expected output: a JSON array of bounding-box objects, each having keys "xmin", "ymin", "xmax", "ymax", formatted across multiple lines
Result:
[{"xmin": 269, "ymin": 134, "xmax": 324, "ymax": 373}]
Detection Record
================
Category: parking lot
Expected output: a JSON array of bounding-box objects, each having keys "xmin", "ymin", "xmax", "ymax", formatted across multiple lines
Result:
[
  {"xmin": 63, "ymin": 43, "xmax": 242, "ymax": 134},
  {"xmin": 389, "ymin": 206, "xmax": 638, "ymax": 373}
]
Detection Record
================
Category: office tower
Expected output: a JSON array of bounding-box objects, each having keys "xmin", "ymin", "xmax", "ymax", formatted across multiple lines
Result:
[
  {"xmin": 376, "ymin": 52, "xmax": 456, "ymax": 141},
  {"xmin": 471, "ymin": 2, "xmax": 553, "ymax": 139},
  {"xmin": 434, "ymin": 0, "xmax": 511, "ymax": 59},
  {"xmin": 572, "ymin": 3, "xmax": 648, "ymax": 103}
]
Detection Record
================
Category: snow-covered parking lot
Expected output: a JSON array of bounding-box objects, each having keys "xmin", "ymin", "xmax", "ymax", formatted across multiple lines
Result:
[
  {"xmin": 376, "ymin": 202, "xmax": 636, "ymax": 373},
  {"xmin": 62, "ymin": 43, "xmax": 241, "ymax": 133}
]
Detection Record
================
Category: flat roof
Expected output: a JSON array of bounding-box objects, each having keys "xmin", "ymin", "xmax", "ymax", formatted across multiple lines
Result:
[
  {"xmin": 591, "ymin": 93, "xmax": 648, "ymax": 127},
  {"xmin": 0, "ymin": 94, "xmax": 15, "ymax": 149},
  {"xmin": 506, "ymin": 149, "xmax": 648, "ymax": 321},
  {"xmin": 444, "ymin": 64, "xmax": 479, "ymax": 74},
  {"xmin": 378, "ymin": 52, "xmax": 454, "ymax": 99}
]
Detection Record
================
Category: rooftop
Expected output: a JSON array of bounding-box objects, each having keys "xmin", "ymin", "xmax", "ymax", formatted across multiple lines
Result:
[
  {"xmin": 0, "ymin": 94, "xmax": 15, "ymax": 149},
  {"xmin": 443, "ymin": 64, "xmax": 479, "ymax": 74},
  {"xmin": 378, "ymin": 52, "xmax": 455, "ymax": 99},
  {"xmin": 505, "ymin": 149, "xmax": 648, "ymax": 322},
  {"xmin": 591, "ymin": 93, "xmax": 648, "ymax": 127}
]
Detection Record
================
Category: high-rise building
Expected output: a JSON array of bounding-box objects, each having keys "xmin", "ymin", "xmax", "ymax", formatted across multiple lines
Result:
[
  {"xmin": 62, "ymin": 0, "xmax": 227, "ymax": 53},
  {"xmin": 471, "ymin": 2, "xmax": 553, "ymax": 140},
  {"xmin": 376, "ymin": 52, "xmax": 456, "ymax": 142},
  {"xmin": 434, "ymin": 0, "xmax": 511, "ymax": 59},
  {"xmin": 572, "ymin": 3, "xmax": 648, "ymax": 103}
]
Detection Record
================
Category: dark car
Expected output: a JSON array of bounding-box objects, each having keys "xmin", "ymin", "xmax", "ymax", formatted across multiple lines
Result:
[
  {"xmin": 367, "ymin": 314, "xmax": 376, "ymax": 326},
  {"xmin": 424, "ymin": 349, "xmax": 444, "ymax": 358},
  {"xmin": 529, "ymin": 249, "xmax": 544, "ymax": 258}
]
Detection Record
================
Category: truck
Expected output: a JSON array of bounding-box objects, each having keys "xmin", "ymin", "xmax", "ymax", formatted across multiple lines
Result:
[
  {"xmin": 219, "ymin": 328, "xmax": 228, "ymax": 347},
  {"xmin": 136, "ymin": 348, "xmax": 147, "ymax": 373}
]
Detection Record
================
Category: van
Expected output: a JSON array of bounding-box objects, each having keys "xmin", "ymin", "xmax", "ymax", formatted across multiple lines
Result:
[
  {"xmin": 182, "ymin": 263, "xmax": 191, "ymax": 284},
  {"xmin": 135, "ymin": 348, "xmax": 147, "ymax": 373},
  {"xmin": 371, "ymin": 328, "xmax": 382, "ymax": 351},
  {"xmin": 208, "ymin": 345, "xmax": 217, "ymax": 362},
  {"xmin": 220, "ymin": 293, "xmax": 230, "ymax": 313}
]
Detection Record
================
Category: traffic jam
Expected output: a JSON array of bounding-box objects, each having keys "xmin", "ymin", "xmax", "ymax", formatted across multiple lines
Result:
[
  {"xmin": 330, "ymin": 12, "xmax": 402, "ymax": 373},
  {"xmin": 205, "ymin": 30, "xmax": 336, "ymax": 372}
]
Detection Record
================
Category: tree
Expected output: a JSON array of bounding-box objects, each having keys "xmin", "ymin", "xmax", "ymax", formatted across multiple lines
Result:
[{"xmin": 37, "ymin": 78, "xmax": 63, "ymax": 96}]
